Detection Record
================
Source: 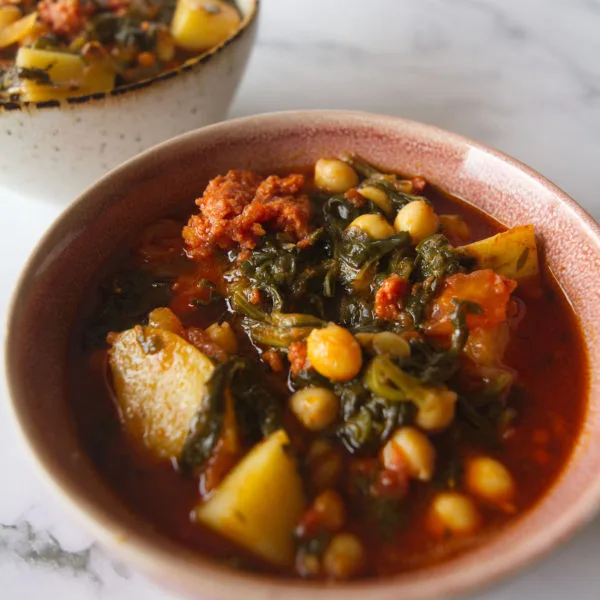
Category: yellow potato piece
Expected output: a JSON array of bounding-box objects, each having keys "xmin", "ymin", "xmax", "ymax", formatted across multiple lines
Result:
[
  {"xmin": 108, "ymin": 326, "xmax": 214, "ymax": 460},
  {"xmin": 0, "ymin": 6, "xmax": 22, "ymax": 29},
  {"xmin": 81, "ymin": 57, "xmax": 116, "ymax": 94},
  {"xmin": 15, "ymin": 47, "xmax": 115, "ymax": 102},
  {"xmin": 458, "ymin": 225, "xmax": 539, "ymax": 284},
  {"xmin": 195, "ymin": 429, "xmax": 306, "ymax": 566},
  {"xmin": 171, "ymin": 0, "xmax": 241, "ymax": 52},
  {"xmin": 16, "ymin": 47, "xmax": 83, "ymax": 81},
  {"xmin": 0, "ymin": 11, "xmax": 37, "ymax": 49}
]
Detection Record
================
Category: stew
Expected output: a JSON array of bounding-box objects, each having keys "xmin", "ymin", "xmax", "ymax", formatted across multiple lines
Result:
[
  {"xmin": 0, "ymin": 0, "xmax": 240, "ymax": 103},
  {"xmin": 68, "ymin": 155, "xmax": 587, "ymax": 580}
]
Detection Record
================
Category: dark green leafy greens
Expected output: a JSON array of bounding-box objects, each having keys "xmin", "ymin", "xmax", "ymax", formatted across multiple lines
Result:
[
  {"xmin": 231, "ymin": 372, "xmax": 283, "ymax": 445},
  {"xmin": 180, "ymin": 357, "xmax": 284, "ymax": 473},
  {"xmin": 347, "ymin": 462, "xmax": 408, "ymax": 539},
  {"xmin": 229, "ymin": 290, "xmax": 323, "ymax": 347},
  {"xmin": 237, "ymin": 232, "xmax": 335, "ymax": 312},
  {"xmin": 179, "ymin": 359, "xmax": 237, "ymax": 474},
  {"xmin": 337, "ymin": 228, "xmax": 410, "ymax": 290},
  {"xmin": 405, "ymin": 234, "xmax": 462, "ymax": 327},
  {"xmin": 337, "ymin": 394, "xmax": 417, "ymax": 453}
]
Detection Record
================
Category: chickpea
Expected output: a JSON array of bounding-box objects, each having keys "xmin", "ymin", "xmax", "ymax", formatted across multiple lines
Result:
[
  {"xmin": 347, "ymin": 213, "xmax": 395, "ymax": 240},
  {"xmin": 306, "ymin": 324, "xmax": 363, "ymax": 382},
  {"xmin": 296, "ymin": 552, "xmax": 321, "ymax": 578},
  {"xmin": 314, "ymin": 159, "xmax": 359, "ymax": 194},
  {"xmin": 205, "ymin": 321, "xmax": 238, "ymax": 354},
  {"xmin": 290, "ymin": 387, "xmax": 340, "ymax": 431},
  {"xmin": 427, "ymin": 492, "xmax": 481, "ymax": 538},
  {"xmin": 416, "ymin": 388, "xmax": 457, "ymax": 432},
  {"xmin": 322, "ymin": 533, "xmax": 366, "ymax": 580},
  {"xmin": 371, "ymin": 331, "xmax": 410, "ymax": 359},
  {"xmin": 465, "ymin": 457, "xmax": 516, "ymax": 509},
  {"xmin": 359, "ymin": 186, "xmax": 393, "ymax": 215},
  {"xmin": 394, "ymin": 200, "xmax": 440, "ymax": 243},
  {"xmin": 307, "ymin": 439, "xmax": 343, "ymax": 492},
  {"xmin": 148, "ymin": 307, "xmax": 184, "ymax": 335},
  {"xmin": 381, "ymin": 426, "xmax": 436, "ymax": 481},
  {"xmin": 440, "ymin": 214, "xmax": 471, "ymax": 244},
  {"xmin": 313, "ymin": 489, "xmax": 346, "ymax": 532}
]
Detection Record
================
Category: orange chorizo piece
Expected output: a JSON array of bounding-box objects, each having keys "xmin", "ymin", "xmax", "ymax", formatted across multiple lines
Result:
[
  {"xmin": 183, "ymin": 170, "xmax": 312, "ymax": 259},
  {"xmin": 374, "ymin": 274, "xmax": 408, "ymax": 320},
  {"xmin": 38, "ymin": 0, "xmax": 89, "ymax": 39},
  {"xmin": 425, "ymin": 270, "xmax": 517, "ymax": 336}
]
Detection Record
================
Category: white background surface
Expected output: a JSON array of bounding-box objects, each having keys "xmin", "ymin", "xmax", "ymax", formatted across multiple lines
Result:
[{"xmin": 2, "ymin": 0, "xmax": 600, "ymax": 598}]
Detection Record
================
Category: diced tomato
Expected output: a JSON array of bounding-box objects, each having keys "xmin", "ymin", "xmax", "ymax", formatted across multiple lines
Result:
[
  {"xmin": 169, "ymin": 259, "xmax": 223, "ymax": 315},
  {"xmin": 184, "ymin": 327, "xmax": 227, "ymax": 363},
  {"xmin": 344, "ymin": 188, "xmax": 366, "ymax": 207},
  {"xmin": 295, "ymin": 507, "xmax": 323, "ymax": 539},
  {"xmin": 288, "ymin": 341, "xmax": 311, "ymax": 376},
  {"xmin": 374, "ymin": 274, "xmax": 408, "ymax": 320},
  {"xmin": 411, "ymin": 176, "xmax": 427, "ymax": 193},
  {"xmin": 249, "ymin": 288, "xmax": 262, "ymax": 304},
  {"xmin": 425, "ymin": 270, "xmax": 517, "ymax": 336},
  {"xmin": 348, "ymin": 458, "xmax": 409, "ymax": 500}
]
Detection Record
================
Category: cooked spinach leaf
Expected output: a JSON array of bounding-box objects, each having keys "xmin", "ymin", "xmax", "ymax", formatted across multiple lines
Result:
[
  {"xmin": 404, "ymin": 337, "xmax": 461, "ymax": 385},
  {"xmin": 229, "ymin": 290, "xmax": 323, "ymax": 348},
  {"xmin": 336, "ymin": 376, "xmax": 417, "ymax": 453},
  {"xmin": 236, "ymin": 233, "xmax": 335, "ymax": 312},
  {"xmin": 231, "ymin": 372, "xmax": 283, "ymax": 444},
  {"xmin": 179, "ymin": 358, "xmax": 244, "ymax": 474},
  {"xmin": 180, "ymin": 356, "xmax": 285, "ymax": 474},
  {"xmin": 449, "ymin": 299, "xmax": 483, "ymax": 353},
  {"xmin": 405, "ymin": 234, "xmax": 462, "ymax": 327}
]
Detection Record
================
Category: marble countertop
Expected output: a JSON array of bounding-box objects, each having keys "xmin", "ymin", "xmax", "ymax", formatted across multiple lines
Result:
[{"xmin": 2, "ymin": 0, "xmax": 600, "ymax": 598}]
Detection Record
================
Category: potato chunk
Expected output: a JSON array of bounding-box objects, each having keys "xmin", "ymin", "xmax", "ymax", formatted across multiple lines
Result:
[
  {"xmin": 0, "ymin": 12, "xmax": 37, "ymax": 49},
  {"xmin": 458, "ymin": 225, "xmax": 539, "ymax": 284},
  {"xmin": 15, "ymin": 47, "xmax": 115, "ymax": 102},
  {"xmin": 0, "ymin": 6, "xmax": 22, "ymax": 29},
  {"xmin": 195, "ymin": 430, "xmax": 306, "ymax": 566},
  {"xmin": 171, "ymin": 0, "xmax": 241, "ymax": 52},
  {"xmin": 108, "ymin": 326, "xmax": 214, "ymax": 460}
]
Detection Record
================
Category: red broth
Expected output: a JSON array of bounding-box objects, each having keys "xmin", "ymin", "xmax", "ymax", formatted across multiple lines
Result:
[{"xmin": 67, "ymin": 170, "xmax": 587, "ymax": 579}]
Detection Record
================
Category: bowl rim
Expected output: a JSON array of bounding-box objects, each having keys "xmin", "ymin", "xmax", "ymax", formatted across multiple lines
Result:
[
  {"xmin": 6, "ymin": 110, "xmax": 600, "ymax": 600},
  {"xmin": 0, "ymin": 0, "xmax": 259, "ymax": 113}
]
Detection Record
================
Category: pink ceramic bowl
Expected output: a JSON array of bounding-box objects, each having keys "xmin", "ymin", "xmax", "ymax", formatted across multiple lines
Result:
[{"xmin": 6, "ymin": 111, "xmax": 600, "ymax": 600}]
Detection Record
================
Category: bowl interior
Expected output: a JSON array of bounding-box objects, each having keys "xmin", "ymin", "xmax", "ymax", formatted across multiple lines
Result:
[{"xmin": 6, "ymin": 111, "xmax": 600, "ymax": 600}]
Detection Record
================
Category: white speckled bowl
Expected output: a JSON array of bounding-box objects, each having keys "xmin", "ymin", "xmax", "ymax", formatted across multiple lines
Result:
[{"xmin": 0, "ymin": 0, "xmax": 258, "ymax": 206}]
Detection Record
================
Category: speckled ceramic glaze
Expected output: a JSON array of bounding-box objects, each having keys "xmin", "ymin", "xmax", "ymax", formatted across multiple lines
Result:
[
  {"xmin": 6, "ymin": 111, "xmax": 600, "ymax": 600},
  {"xmin": 0, "ymin": 0, "xmax": 258, "ymax": 206}
]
